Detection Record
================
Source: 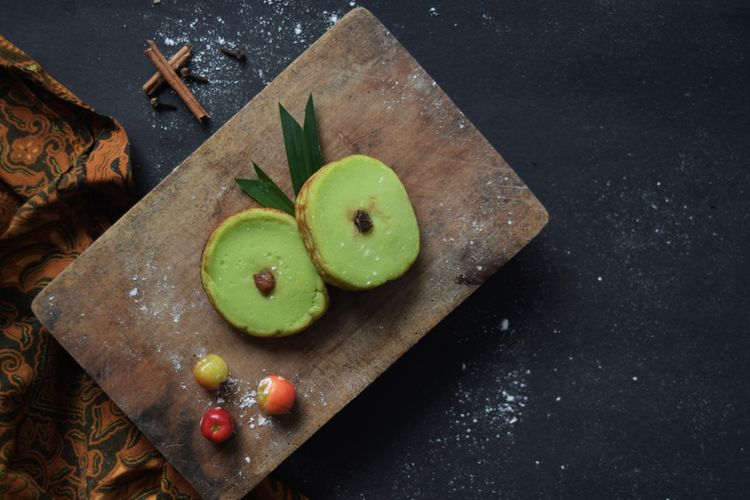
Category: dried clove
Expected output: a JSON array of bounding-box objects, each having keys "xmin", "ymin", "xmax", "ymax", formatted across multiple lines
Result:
[
  {"xmin": 180, "ymin": 66, "xmax": 209, "ymax": 83},
  {"xmin": 149, "ymin": 96, "xmax": 178, "ymax": 110},
  {"xmin": 220, "ymin": 46, "xmax": 247, "ymax": 61}
]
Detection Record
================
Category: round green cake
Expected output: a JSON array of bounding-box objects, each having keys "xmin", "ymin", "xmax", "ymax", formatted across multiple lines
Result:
[
  {"xmin": 201, "ymin": 208, "xmax": 328, "ymax": 337},
  {"xmin": 295, "ymin": 154, "xmax": 420, "ymax": 290}
]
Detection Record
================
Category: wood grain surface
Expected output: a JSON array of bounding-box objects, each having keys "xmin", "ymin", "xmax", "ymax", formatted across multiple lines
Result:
[{"xmin": 32, "ymin": 8, "xmax": 547, "ymax": 499}]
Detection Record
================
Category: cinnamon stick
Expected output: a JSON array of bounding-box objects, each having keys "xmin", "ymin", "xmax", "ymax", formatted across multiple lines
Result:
[
  {"xmin": 142, "ymin": 44, "xmax": 192, "ymax": 96},
  {"xmin": 144, "ymin": 40, "xmax": 210, "ymax": 123}
]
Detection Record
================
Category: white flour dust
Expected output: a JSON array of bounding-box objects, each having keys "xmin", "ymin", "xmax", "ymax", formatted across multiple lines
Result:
[
  {"xmin": 444, "ymin": 367, "xmax": 529, "ymax": 444},
  {"xmin": 238, "ymin": 390, "xmax": 257, "ymax": 409}
]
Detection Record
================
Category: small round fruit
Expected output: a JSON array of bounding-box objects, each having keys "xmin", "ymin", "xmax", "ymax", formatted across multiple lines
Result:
[
  {"xmin": 193, "ymin": 353, "xmax": 229, "ymax": 390},
  {"xmin": 295, "ymin": 155, "xmax": 420, "ymax": 290},
  {"xmin": 257, "ymin": 375, "xmax": 297, "ymax": 414},
  {"xmin": 200, "ymin": 407, "xmax": 234, "ymax": 443},
  {"xmin": 201, "ymin": 208, "xmax": 329, "ymax": 337}
]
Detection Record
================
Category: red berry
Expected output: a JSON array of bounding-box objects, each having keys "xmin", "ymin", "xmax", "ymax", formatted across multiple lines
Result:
[{"xmin": 200, "ymin": 407, "xmax": 234, "ymax": 442}]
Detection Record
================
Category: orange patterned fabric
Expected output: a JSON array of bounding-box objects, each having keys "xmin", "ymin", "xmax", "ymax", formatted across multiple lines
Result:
[
  {"xmin": 0, "ymin": 35, "xmax": 303, "ymax": 499},
  {"xmin": 0, "ymin": 33, "xmax": 199, "ymax": 499}
]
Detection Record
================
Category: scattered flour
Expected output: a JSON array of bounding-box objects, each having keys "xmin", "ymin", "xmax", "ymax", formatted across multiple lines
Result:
[
  {"xmin": 401, "ymin": 361, "xmax": 531, "ymax": 497},
  {"xmin": 195, "ymin": 345, "xmax": 208, "ymax": 359},
  {"xmin": 238, "ymin": 390, "xmax": 257, "ymax": 409},
  {"xmin": 171, "ymin": 299, "xmax": 186, "ymax": 323},
  {"xmin": 167, "ymin": 351, "xmax": 182, "ymax": 372},
  {"xmin": 441, "ymin": 365, "xmax": 529, "ymax": 444},
  {"xmin": 325, "ymin": 12, "xmax": 340, "ymax": 25}
]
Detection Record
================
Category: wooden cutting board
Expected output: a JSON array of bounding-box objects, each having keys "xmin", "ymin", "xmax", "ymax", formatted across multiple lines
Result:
[{"xmin": 32, "ymin": 8, "xmax": 547, "ymax": 499}]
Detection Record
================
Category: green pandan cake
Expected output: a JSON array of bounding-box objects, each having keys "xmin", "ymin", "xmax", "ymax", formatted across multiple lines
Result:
[
  {"xmin": 201, "ymin": 208, "xmax": 328, "ymax": 337},
  {"xmin": 295, "ymin": 154, "xmax": 420, "ymax": 290}
]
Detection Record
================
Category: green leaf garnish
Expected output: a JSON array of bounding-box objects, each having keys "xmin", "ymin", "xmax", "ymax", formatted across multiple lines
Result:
[
  {"xmin": 302, "ymin": 94, "xmax": 324, "ymax": 178},
  {"xmin": 237, "ymin": 94, "xmax": 323, "ymax": 210},
  {"xmin": 280, "ymin": 94, "xmax": 324, "ymax": 195},
  {"xmin": 235, "ymin": 162, "xmax": 295, "ymax": 215}
]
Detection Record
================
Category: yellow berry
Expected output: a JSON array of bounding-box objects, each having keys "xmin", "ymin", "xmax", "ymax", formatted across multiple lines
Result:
[{"xmin": 193, "ymin": 354, "xmax": 228, "ymax": 390}]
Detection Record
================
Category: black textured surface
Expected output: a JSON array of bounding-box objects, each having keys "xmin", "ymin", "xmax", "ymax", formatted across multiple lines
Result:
[{"xmin": 3, "ymin": 1, "xmax": 749, "ymax": 498}]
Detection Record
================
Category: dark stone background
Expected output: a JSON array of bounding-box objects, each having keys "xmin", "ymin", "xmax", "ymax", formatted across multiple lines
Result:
[{"xmin": 3, "ymin": 1, "xmax": 749, "ymax": 498}]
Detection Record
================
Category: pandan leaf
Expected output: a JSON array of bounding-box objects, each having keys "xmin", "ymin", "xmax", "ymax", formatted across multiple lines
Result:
[
  {"xmin": 238, "ymin": 94, "xmax": 323, "ymax": 209},
  {"xmin": 235, "ymin": 162, "xmax": 295, "ymax": 215},
  {"xmin": 303, "ymin": 94, "xmax": 324, "ymax": 176},
  {"xmin": 279, "ymin": 103, "xmax": 307, "ymax": 195},
  {"xmin": 280, "ymin": 94, "xmax": 324, "ymax": 195}
]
